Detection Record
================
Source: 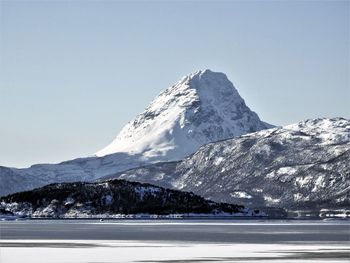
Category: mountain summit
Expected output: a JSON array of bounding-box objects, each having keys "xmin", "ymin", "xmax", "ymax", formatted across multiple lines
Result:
[
  {"xmin": 0, "ymin": 69, "xmax": 273, "ymax": 197},
  {"xmin": 96, "ymin": 69, "xmax": 273, "ymax": 160}
]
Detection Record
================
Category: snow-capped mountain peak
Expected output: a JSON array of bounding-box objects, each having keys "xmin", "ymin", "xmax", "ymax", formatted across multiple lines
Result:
[
  {"xmin": 0, "ymin": 69, "xmax": 274, "ymax": 197},
  {"xmin": 96, "ymin": 69, "xmax": 273, "ymax": 159}
]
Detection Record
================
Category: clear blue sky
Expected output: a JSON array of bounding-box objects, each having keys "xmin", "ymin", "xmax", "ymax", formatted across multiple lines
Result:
[{"xmin": 1, "ymin": 1, "xmax": 349, "ymax": 168}]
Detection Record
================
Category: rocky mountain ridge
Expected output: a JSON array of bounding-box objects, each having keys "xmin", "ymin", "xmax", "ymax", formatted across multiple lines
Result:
[{"xmin": 100, "ymin": 117, "xmax": 350, "ymax": 215}]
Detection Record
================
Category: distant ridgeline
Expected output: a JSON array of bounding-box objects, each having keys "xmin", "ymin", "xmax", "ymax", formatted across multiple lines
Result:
[
  {"xmin": 0, "ymin": 70, "xmax": 349, "ymax": 219},
  {"xmin": 100, "ymin": 118, "xmax": 350, "ymax": 218},
  {"xmin": 0, "ymin": 179, "xmax": 264, "ymax": 218}
]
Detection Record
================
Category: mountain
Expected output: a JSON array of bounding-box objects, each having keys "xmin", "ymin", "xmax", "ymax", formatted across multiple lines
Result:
[
  {"xmin": 99, "ymin": 118, "xmax": 350, "ymax": 216},
  {"xmin": 0, "ymin": 69, "xmax": 272, "ymax": 197},
  {"xmin": 96, "ymin": 69, "xmax": 273, "ymax": 159},
  {"xmin": 0, "ymin": 179, "xmax": 263, "ymax": 218}
]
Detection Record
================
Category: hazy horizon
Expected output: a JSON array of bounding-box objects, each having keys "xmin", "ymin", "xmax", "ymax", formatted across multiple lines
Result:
[{"xmin": 1, "ymin": 1, "xmax": 349, "ymax": 168}]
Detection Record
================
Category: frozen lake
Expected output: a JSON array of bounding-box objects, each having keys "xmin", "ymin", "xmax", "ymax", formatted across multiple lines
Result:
[{"xmin": 1, "ymin": 219, "xmax": 349, "ymax": 262}]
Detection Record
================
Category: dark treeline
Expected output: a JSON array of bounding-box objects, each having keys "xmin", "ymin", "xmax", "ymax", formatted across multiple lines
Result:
[{"xmin": 1, "ymin": 179, "xmax": 246, "ymax": 217}]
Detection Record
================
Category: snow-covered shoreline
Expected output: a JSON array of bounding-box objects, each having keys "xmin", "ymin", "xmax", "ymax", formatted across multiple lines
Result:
[
  {"xmin": 1, "ymin": 239, "xmax": 348, "ymax": 263},
  {"xmin": 0, "ymin": 212, "xmax": 268, "ymax": 221}
]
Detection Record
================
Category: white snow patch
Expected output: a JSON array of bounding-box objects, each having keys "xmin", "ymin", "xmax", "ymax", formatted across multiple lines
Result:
[
  {"xmin": 311, "ymin": 176, "xmax": 326, "ymax": 192},
  {"xmin": 295, "ymin": 176, "xmax": 313, "ymax": 188},
  {"xmin": 263, "ymin": 195, "xmax": 280, "ymax": 204},
  {"xmin": 293, "ymin": 193, "xmax": 309, "ymax": 202},
  {"xmin": 214, "ymin": 157, "xmax": 224, "ymax": 166},
  {"xmin": 64, "ymin": 197, "xmax": 75, "ymax": 206},
  {"xmin": 230, "ymin": 191, "xmax": 252, "ymax": 199},
  {"xmin": 277, "ymin": 166, "xmax": 297, "ymax": 175},
  {"xmin": 194, "ymin": 181, "xmax": 202, "ymax": 187}
]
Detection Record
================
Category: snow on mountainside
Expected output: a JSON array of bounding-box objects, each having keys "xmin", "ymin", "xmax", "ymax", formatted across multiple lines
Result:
[
  {"xmin": 100, "ymin": 118, "xmax": 350, "ymax": 215},
  {"xmin": 96, "ymin": 69, "xmax": 273, "ymax": 159},
  {"xmin": 0, "ymin": 69, "xmax": 272, "ymax": 197}
]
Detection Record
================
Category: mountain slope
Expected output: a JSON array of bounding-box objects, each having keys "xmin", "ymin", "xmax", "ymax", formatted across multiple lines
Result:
[
  {"xmin": 0, "ymin": 69, "xmax": 272, "ymax": 197},
  {"xmin": 100, "ymin": 118, "xmax": 350, "ymax": 215},
  {"xmin": 0, "ymin": 179, "xmax": 262, "ymax": 218},
  {"xmin": 96, "ymin": 69, "xmax": 273, "ymax": 159}
]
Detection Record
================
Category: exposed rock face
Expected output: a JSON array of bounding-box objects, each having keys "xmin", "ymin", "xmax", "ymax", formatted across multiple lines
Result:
[{"xmin": 100, "ymin": 118, "xmax": 350, "ymax": 214}]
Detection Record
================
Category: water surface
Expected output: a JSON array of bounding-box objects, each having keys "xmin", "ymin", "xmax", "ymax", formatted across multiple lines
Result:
[{"xmin": 1, "ymin": 219, "xmax": 349, "ymax": 263}]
